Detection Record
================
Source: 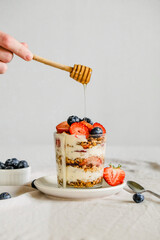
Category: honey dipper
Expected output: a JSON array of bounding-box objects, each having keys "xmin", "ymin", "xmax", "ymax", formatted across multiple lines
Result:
[{"xmin": 33, "ymin": 55, "xmax": 92, "ymax": 84}]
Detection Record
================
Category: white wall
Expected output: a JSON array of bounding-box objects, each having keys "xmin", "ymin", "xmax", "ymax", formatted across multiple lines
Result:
[{"xmin": 0, "ymin": 0, "xmax": 160, "ymax": 146}]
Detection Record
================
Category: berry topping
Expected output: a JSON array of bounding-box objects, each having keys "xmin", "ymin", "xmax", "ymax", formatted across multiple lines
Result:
[
  {"xmin": 0, "ymin": 192, "xmax": 11, "ymax": 200},
  {"xmin": 69, "ymin": 122, "xmax": 89, "ymax": 138},
  {"xmin": 93, "ymin": 122, "xmax": 106, "ymax": 134},
  {"xmin": 133, "ymin": 193, "xmax": 144, "ymax": 203},
  {"xmin": 90, "ymin": 127, "xmax": 103, "ymax": 138},
  {"xmin": 17, "ymin": 160, "xmax": 29, "ymax": 168},
  {"xmin": 103, "ymin": 164, "xmax": 125, "ymax": 186},
  {"xmin": 79, "ymin": 156, "xmax": 102, "ymax": 167},
  {"xmin": 56, "ymin": 121, "xmax": 70, "ymax": 133},
  {"xmin": 82, "ymin": 117, "xmax": 93, "ymax": 125},
  {"xmin": 81, "ymin": 121, "xmax": 93, "ymax": 132},
  {"xmin": 0, "ymin": 162, "xmax": 5, "ymax": 169},
  {"xmin": 67, "ymin": 115, "xmax": 81, "ymax": 126}
]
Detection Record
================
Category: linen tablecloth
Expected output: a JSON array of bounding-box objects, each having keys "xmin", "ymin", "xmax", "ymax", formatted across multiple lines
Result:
[{"xmin": 0, "ymin": 145, "xmax": 160, "ymax": 240}]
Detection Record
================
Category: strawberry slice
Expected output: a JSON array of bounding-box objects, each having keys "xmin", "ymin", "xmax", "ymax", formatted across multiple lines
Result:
[
  {"xmin": 103, "ymin": 165, "xmax": 125, "ymax": 186},
  {"xmin": 93, "ymin": 122, "xmax": 106, "ymax": 134},
  {"xmin": 56, "ymin": 139, "xmax": 61, "ymax": 147},
  {"xmin": 56, "ymin": 121, "xmax": 70, "ymax": 133},
  {"xmin": 81, "ymin": 120, "xmax": 93, "ymax": 132},
  {"xmin": 79, "ymin": 156, "xmax": 102, "ymax": 167},
  {"xmin": 69, "ymin": 122, "xmax": 89, "ymax": 138}
]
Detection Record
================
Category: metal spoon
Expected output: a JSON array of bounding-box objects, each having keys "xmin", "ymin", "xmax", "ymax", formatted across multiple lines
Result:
[{"xmin": 127, "ymin": 181, "xmax": 160, "ymax": 199}]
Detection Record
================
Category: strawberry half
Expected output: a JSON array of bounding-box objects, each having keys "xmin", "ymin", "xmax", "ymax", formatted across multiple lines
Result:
[
  {"xmin": 69, "ymin": 122, "xmax": 89, "ymax": 138},
  {"xmin": 93, "ymin": 122, "xmax": 106, "ymax": 134},
  {"xmin": 79, "ymin": 156, "xmax": 102, "ymax": 167},
  {"xmin": 103, "ymin": 165, "xmax": 125, "ymax": 186},
  {"xmin": 81, "ymin": 120, "xmax": 93, "ymax": 132},
  {"xmin": 56, "ymin": 121, "xmax": 70, "ymax": 133}
]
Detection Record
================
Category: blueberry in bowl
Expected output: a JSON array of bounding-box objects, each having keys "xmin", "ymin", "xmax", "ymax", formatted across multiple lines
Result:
[
  {"xmin": 5, "ymin": 158, "xmax": 19, "ymax": 169},
  {"xmin": 3, "ymin": 158, "xmax": 29, "ymax": 169},
  {"xmin": 0, "ymin": 158, "xmax": 31, "ymax": 185},
  {"xmin": 5, "ymin": 166, "xmax": 14, "ymax": 169},
  {"xmin": 0, "ymin": 162, "xmax": 6, "ymax": 169},
  {"xmin": 18, "ymin": 160, "xmax": 29, "ymax": 169}
]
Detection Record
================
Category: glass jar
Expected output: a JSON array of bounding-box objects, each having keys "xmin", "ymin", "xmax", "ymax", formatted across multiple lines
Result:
[{"xmin": 55, "ymin": 132, "xmax": 106, "ymax": 188}]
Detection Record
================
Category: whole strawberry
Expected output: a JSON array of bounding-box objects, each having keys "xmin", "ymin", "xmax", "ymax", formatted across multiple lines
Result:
[{"xmin": 103, "ymin": 164, "xmax": 125, "ymax": 186}]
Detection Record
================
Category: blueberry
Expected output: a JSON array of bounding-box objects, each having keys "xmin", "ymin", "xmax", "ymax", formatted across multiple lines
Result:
[
  {"xmin": 5, "ymin": 158, "xmax": 19, "ymax": 169},
  {"xmin": 0, "ymin": 192, "xmax": 11, "ymax": 200},
  {"xmin": 5, "ymin": 166, "xmax": 14, "ymax": 169},
  {"xmin": 17, "ymin": 160, "xmax": 29, "ymax": 168},
  {"xmin": 67, "ymin": 116, "xmax": 81, "ymax": 126},
  {"xmin": 82, "ymin": 117, "xmax": 93, "ymax": 125},
  {"xmin": 0, "ymin": 162, "xmax": 5, "ymax": 169},
  {"xmin": 90, "ymin": 127, "xmax": 103, "ymax": 138},
  {"xmin": 11, "ymin": 158, "xmax": 19, "ymax": 168},
  {"xmin": 133, "ymin": 193, "xmax": 144, "ymax": 203},
  {"xmin": 5, "ymin": 159, "xmax": 13, "ymax": 167},
  {"xmin": 31, "ymin": 179, "xmax": 37, "ymax": 189}
]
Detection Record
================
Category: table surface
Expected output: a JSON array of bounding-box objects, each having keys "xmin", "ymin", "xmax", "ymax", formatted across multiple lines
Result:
[{"xmin": 0, "ymin": 145, "xmax": 160, "ymax": 240}]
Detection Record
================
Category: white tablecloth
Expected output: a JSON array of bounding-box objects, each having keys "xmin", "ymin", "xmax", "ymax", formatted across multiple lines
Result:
[{"xmin": 0, "ymin": 145, "xmax": 160, "ymax": 240}]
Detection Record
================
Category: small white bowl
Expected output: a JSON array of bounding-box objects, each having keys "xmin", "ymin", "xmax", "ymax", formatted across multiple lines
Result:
[{"xmin": 0, "ymin": 167, "xmax": 31, "ymax": 186}]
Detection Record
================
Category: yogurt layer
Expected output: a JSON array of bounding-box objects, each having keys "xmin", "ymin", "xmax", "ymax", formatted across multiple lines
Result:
[
  {"xmin": 55, "ymin": 132, "xmax": 105, "ymax": 160},
  {"xmin": 58, "ymin": 165, "xmax": 103, "ymax": 183}
]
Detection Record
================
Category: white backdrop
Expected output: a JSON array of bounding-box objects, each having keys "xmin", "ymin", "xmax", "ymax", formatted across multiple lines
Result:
[{"xmin": 0, "ymin": 0, "xmax": 160, "ymax": 147}]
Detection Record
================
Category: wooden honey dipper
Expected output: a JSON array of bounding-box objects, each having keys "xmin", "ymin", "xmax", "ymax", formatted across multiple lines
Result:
[{"xmin": 33, "ymin": 55, "xmax": 92, "ymax": 84}]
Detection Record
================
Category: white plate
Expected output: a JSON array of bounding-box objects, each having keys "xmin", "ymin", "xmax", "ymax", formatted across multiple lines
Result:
[{"xmin": 34, "ymin": 175, "xmax": 126, "ymax": 199}]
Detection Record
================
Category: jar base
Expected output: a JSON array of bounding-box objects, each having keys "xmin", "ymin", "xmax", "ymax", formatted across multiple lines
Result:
[{"xmin": 58, "ymin": 178, "xmax": 103, "ymax": 189}]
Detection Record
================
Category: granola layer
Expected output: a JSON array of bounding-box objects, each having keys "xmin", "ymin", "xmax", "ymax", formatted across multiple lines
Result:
[
  {"xmin": 58, "ymin": 176, "xmax": 103, "ymax": 188},
  {"xmin": 79, "ymin": 136, "xmax": 106, "ymax": 149},
  {"xmin": 56, "ymin": 155, "xmax": 105, "ymax": 170}
]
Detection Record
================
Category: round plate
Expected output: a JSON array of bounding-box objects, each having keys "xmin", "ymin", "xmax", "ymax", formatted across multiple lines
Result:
[{"xmin": 34, "ymin": 175, "xmax": 126, "ymax": 199}]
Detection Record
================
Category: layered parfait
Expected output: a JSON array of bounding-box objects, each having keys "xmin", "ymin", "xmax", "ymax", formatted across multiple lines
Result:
[{"xmin": 55, "ymin": 116, "xmax": 106, "ymax": 188}]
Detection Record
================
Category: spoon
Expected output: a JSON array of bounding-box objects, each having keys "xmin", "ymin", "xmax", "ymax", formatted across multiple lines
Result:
[
  {"xmin": 127, "ymin": 181, "xmax": 160, "ymax": 199},
  {"xmin": 33, "ymin": 55, "xmax": 92, "ymax": 85}
]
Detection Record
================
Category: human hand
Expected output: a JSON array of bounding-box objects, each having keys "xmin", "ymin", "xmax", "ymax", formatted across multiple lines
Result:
[{"xmin": 0, "ymin": 31, "xmax": 33, "ymax": 74}]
